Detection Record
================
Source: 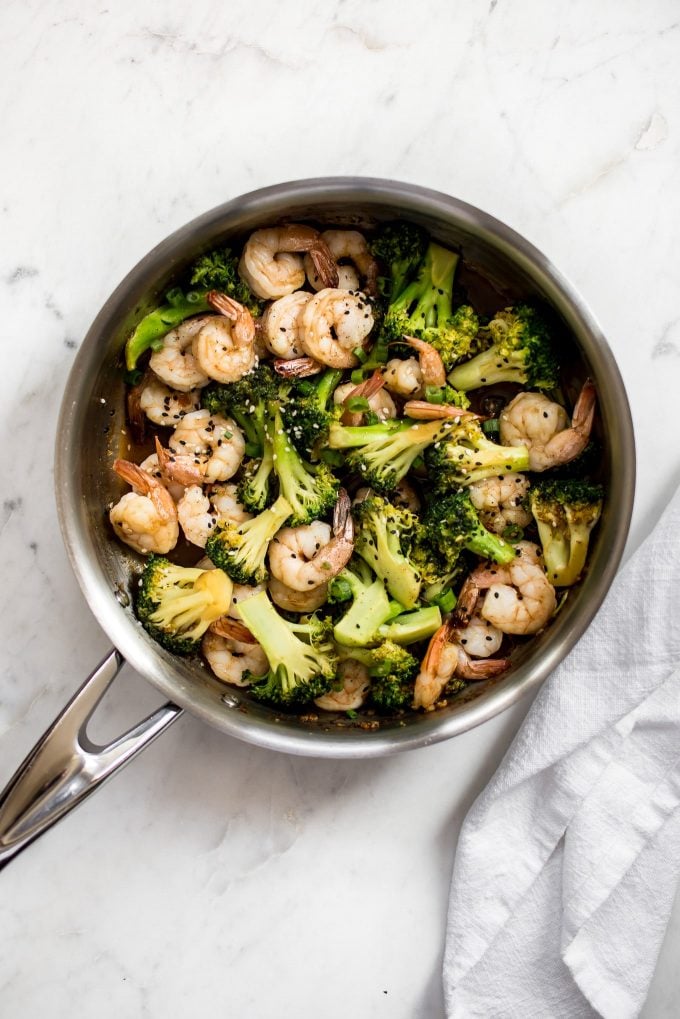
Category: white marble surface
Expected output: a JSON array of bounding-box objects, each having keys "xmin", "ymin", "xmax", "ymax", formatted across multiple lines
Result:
[{"xmin": 1, "ymin": 1, "xmax": 679, "ymax": 1016}]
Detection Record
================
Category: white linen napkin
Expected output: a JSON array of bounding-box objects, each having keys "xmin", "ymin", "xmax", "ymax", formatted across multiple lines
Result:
[{"xmin": 444, "ymin": 485, "xmax": 680, "ymax": 1019}]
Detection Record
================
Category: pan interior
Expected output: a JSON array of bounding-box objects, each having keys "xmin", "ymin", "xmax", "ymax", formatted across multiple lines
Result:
[{"xmin": 56, "ymin": 180, "xmax": 633, "ymax": 758}]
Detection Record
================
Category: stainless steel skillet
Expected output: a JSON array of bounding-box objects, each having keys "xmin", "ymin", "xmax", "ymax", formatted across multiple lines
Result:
[{"xmin": 0, "ymin": 178, "xmax": 635, "ymax": 868}]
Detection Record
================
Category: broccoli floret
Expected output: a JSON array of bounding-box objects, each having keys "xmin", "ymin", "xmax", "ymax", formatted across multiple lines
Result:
[
  {"xmin": 423, "ymin": 491, "xmax": 517, "ymax": 566},
  {"xmin": 377, "ymin": 605, "xmax": 442, "ymax": 645},
  {"xmin": 136, "ymin": 555, "xmax": 233, "ymax": 654},
  {"xmin": 202, "ymin": 362, "xmax": 279, "ymax": 457},
  {"xmin": 337, "ymin": 641, "xmax": 419, "ymax": 712},
  {"xmin": 270, "ymin": 407, "xmax": 340, "ymax": 525},
  {"xmin": 369, "ymin": 221, "xmax": 428, "ymax": 299},
  {"xmin": 281, "ymin": 368, "xmax": 344, "ymax": 457},
  {"xmin": 189, "ymin": 247, "xmax": 263, "ymax": 317},
  {"xmin": 447, "ymin": 304, "xmax": 558, "ymax": 391},
  {"xmin": 425, "ymin": 417, "xmax": 530, "ymax": 489},
  {"xmin": 237, "ymin": 591, "xmax": 336, "ymax": 705},
  {"xmin": 353, "ymin": 496, "xmax": 423, "ymax": 609},
  {"xmin": 205, "ymin": 494, "xmax": 292, "ymax": 584},
  {"xmin": 328, "ymin": 417, "xmax": 449, "ymax": 493},
  {"xmin": 236, "ymin": 438, "xmax": 275, "ymax": 513},
  {"xmin": 381, "ymin": 241, "xmax": 479, "ymax": 369},
  {"xmin": 529, "ymin": 480, "xmax": 603, "ymax": 586},
  {"xmin": 125, "ymin": 287, "xmax": 212, "ymax": 371},
  {"xmin": 331, "ymin": 560, "xmax": 393, "ymax": 647}
]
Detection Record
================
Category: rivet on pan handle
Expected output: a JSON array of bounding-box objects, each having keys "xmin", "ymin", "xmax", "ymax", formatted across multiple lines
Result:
[{"xmin": 0, "ymin": 648, "xmax": 183, "ymax": 871}]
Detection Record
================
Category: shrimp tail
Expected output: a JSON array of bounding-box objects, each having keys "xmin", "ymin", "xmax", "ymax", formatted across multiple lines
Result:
[
  {"xmin": 209, "ymin": 617, "xmax": 256, "ymax": 643},
  {"xmin": 155, "ymin": 436, "xmax": 203, "ymax": 486},
  {"xmin": 126, "ymin": 372, "xmax": 148, "ymax": 445},
  {"xmin": 341, "ymin": 369, "xmax": 385, "ymax": 425},
  {"xmin": 309, "ymin": 241, "xmax": 339, "ymax": 289},
  {"xmin": 207, "ymin": 291, "xmax": 243, "ymax": 320},
  {"xmin": 113, "ymin": 458, "xmax": 150, "ymax": 492},
  {"xmin": 332, "ymin": 488, "xmax": 354, "ymax": 544},
  {"xmin": 404, "ymin": 336, "xmax": 446, "ymax": 388},
  {"xmin": 572, "ymin": 378, "xmax": 597, "ymax": 438},
  {"xmin": 454, "ymin": 647, "xmax": 510, "ymax": 681},
  {"xmin": 451, "ymin": 576, "xmax": 480, "ymax": 627},
  {"xmin": 273, "ymin": 356, "xmax": 323, "ymax": 378},
  {"xmin": 403, "ymin": 401, "xmax": 481, "ymax": 421}
]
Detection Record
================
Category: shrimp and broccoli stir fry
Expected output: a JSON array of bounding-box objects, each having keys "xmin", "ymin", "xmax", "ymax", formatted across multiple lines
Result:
[{"xmin": 111, "ymin": 221, "xmax": 603, "ymax": 718}]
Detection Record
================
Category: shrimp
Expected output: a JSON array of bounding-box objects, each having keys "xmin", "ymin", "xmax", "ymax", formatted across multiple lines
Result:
[
  {"xmin": 412, "ymin": 618, "xmax": 510, "ymax": 711},
  {"xmin": 268, "ymin": 575, "xmax": 330, "ymax": 613},
  {"xmin": 192, "ymin": 292, "xmax": 256, "ymax": 384},
  {"xmin": 383, "ymin": 336, "xmax": 446, "ymax": 398},
  {"xmin": 463, "ymin": 541, "xmax": 557, "ymax": 636},
  {"xmin": 238, "ymin": 224, "xmax": 338, "ymax": 300},
  {"xmin": 137, "ymin": 453, "xmax": 185, "ymax": 503},
  {"xmin": 403, "ymin": 401, "xmax": 479, "ymax": 422},
  {"xmin": 177, "ymin": 483, "xmax": 253, "ymax": 548},
  {"xmin": 305, "ymin": 230, "xmax": 379, "ymax": 297},
  {"xmin": 456, "ymin": 614, "xmax": 503, "ymax": 657},
  {"xmin": 157, "ymin": 413, "xmax": 245, "ymax": 485},
  {"xmin": 109, "ymin": 459, "xmax": 179, "ymax": 555},
  {"xmin": 499, "ymin": 380, "xmax": 596, "ymax": 472},
  {"xmin": 468, "ymin": 474, "xmax": 532, "ymax": 535},
  {"xmin": 334, "ymin": 372, "xmax": 396, "ymax": 425},
  {"xmin": 259, "ymin": 291, "xmax": 311, "ymax": 359},
  {"xmin": 268, "ymin": 489, "xmax": 354, "ymax": 592},
  {"xmin": 148, "ymin": 316, "xmax": 212, "ymax": 392},
  {"xmin": 314, "ymin": 660, "xmax": 371, "ymax": 712},
  {"xmin": 202, "ymin": 630, "xmax": 268, "ymax": 687},
  {"xmin": 300, "ymin": 288, "xmax": 374, "ymax": 368},
  {"xmin": 131, "ymin": 373, "xmax": 202, "ymax": 428}
]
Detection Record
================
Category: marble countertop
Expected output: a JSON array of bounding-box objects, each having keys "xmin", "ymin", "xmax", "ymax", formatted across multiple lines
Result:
[{"xmin": 2, "ymin": 2, "xmax": 679, "ymax": 1016}]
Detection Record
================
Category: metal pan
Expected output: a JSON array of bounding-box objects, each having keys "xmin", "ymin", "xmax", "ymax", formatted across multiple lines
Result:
[{"xmin": 0, "ymin": 178, "xmax": 635, "ymax": 868}]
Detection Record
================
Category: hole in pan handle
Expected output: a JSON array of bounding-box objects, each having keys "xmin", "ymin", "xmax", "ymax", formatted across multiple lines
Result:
[{"xmin": 0, "ymin": 648, "xmax": 183, "ymax": 871}]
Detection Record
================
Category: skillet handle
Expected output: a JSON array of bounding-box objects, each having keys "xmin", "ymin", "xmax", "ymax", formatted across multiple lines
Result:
[{"xmin": 0, "ymin": 648, "xmax": 183, "ymax": 871}]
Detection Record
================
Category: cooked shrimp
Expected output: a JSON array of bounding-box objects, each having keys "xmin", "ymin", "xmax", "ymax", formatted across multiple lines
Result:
[
  {"xmin": 464, "ymin": 541, "xmax": 557, "ymax": 635},
  {"xmin": 202, "ymin": 630, "xmax": 268, "ymax": 687},
  {"xmin": 403, "ymin": 401, "xmax": 479, "ymax": 422},
  {"xmin": 383, "ymin": 357, "xmax": 422, "ymax": 398},
  {"xmin": 137, "ymin": 453, "xmax": 185, "ymax": 503},
  {"xmin": 268, "ymin": 575, "xmax": 330, "ymax": 613},
  {"xmin": 192, "ymin": 292, "xmax": 256, "ymax": 384},
  {"xmin": 110, "ymin": 459, "xmax": 179, "ymax": 555},
  {"xmin": 413, "ymin": 618, "xmax": 509, "ymax": 710},
  {"xmin": 136, "ymin": 374, "xmax": 202, "ymax": 427},
  {"xmin": 334, "ymin": 372, "xmax": 396, "ymax": 425},
  {"xmin": 148, "ymin": 316, "xmax": 212, "ymax": 392},
  {"xmin": 314, "ymin": 660, "xmax": 371, "ymax": 711},
  {"xmin": 157, "ymin": 411, "xmax": 245, "ymax": 485},
  {"xmin": 468, "ymin": 474, "xmax": 532, "ymax": 535},
  {"xmin": 499, "ymin": 381, "xmax": 596, "ymax": 472},
  {"xmin": 456, "ymin": 614, "xmax": 503, "ymax": 657},
  {"xmin": 305, "ymin": 230, "xmax": 379, "ymax": 297},
  {"xmin": 260, "ymin": 291, "xmax": 311, "ymax": 359},
  {"xmin": 268, "ymin": 489, "xmax": 354, "ymax": 592},
  {"xmin": 300, "ymin": 288, "xmax": 374, "ymax": 368},
  {"xmin": 383, "ymin": 336, "xmax": 446, "ymax": 399},
  {"xmin": 239, "ymin": 225, "xmax": 338, "ymax": 300},
  {"xmin": 177, "ymin": 483, "xmax": 253, "ymax": 548}
]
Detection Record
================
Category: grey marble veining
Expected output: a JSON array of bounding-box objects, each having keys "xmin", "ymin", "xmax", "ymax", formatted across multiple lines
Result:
[{"xmin": 1, "ymin": 1, "xmax": 679, "ymax": 1016}]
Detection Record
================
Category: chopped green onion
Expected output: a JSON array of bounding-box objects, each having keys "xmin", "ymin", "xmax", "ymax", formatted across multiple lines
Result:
[
  {"xmin": 352, "ymin": 346, "xmax": 368, "ymax": 363},
  {"xmin": 482, "ymin": 418, "xmax": 500, "ymax": 435},
  {"xmin": 165, "ymin": 286, "xmax": 184, "ymax": 306},
  {"xmin": 124, "ymin": 369, "xmax": 143, "ymax": 386},
  {"xmin": 424, "ymin": 385, "xmax": 445, "ymax": 404},
  {"xmin": 350, "ymin": 368, "xmax": 364, "ymax": 385},
  {"xmin": 328, "ymin": 576, "xmax": 353, "ymax": 603},
  {"xmin": 502, "ymin": 524, "xmax": 524, "ymax": 543},
  {"xmin": 434, "ymin": 588, "xmax": 457, "ymax": 613},
  {"xmin": 345, "ymin": 396, "xmax": 370, "ymax": 413},
  {"xmin": 345, "ymin": 709, "xmax": 359, "ymax": 720},
  {"xmin": 368, "ymin": 661, "xmax": 394, "ymax": 678}
]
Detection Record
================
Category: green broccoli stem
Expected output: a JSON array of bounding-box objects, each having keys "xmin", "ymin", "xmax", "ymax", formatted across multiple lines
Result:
[
  {"xmin": 238, "ymin": 439, "xmax": 275, "ymax": 511},
  {"xmin": 332, "ymin": 573, "xmax": 393, "ymax": 647},
  {"xmin": 378, "ymin": 605, "xmax": 442, "ymax": 645},
  {"xmin": 447, "ymin": 345, "xmax": 523, "ymax": 391},
  {"xmin": 125, "ymin": 289, "xmax": 211, "ymax": 370},
  {"xmin": 314, "ymin": 368, "xmax": 344, "ymax": 409},
  {"xmin": 465, "ymin": 527, "xmax": 517, "ymax": 565},
  {"xmin": 328, "ymin": 420, "xmax": 408, "ymax": 449}
]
